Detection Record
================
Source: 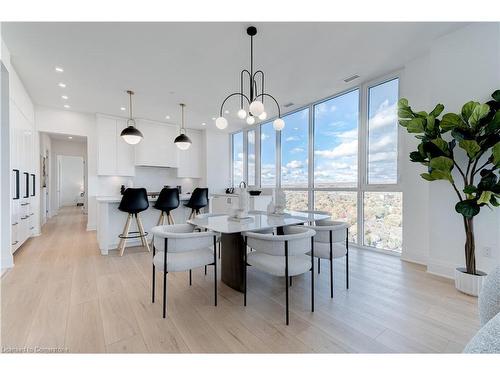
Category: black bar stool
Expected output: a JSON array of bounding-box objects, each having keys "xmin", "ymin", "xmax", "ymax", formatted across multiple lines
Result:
[
  {"xmin": 118, "ymin": 188, "xmax": 150, "ymax": 256},
  {"xmin": 153, "ymin": 187, "xmax": 180, "ymax": 226},
  {"xmin": 184, "ymin": 188, "xmax": 209, "ymax": 220}
]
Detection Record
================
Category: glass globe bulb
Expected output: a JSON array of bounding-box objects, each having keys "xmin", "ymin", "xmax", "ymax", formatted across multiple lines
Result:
[
  {"xmin": 258, "ymin": 111, "xmax": 267, "ymax": 120},
  {"xmin": 273, "ymin": 118, "xmax": 285, "ymax": 131},
  {"xmin": 122, "ymin": 134, "xmax": 142, "ymax": 145},
  {"xmin": 246, "ymin": 115, "xmax": 256, "ymax": 125},
  {"xmin": 249, "ymin": 100, "xmax": 265, "ymax": 116},
  {"xmin": 215, "ymin": 116, "xmax": 228, "ymax": 130},
  {"xmin": 237, "ymin": 109, "xmax": 247, "ymax": 119},
  {"xmin": 176, "ymin": 142, "xmax": 191, "ymax": 150}
]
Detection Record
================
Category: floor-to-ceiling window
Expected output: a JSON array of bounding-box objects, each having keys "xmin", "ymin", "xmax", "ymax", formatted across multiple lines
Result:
[
  {"xmin": 230, "ymin": 74, "xmax": 402, "ymax": 253},
  {"xmin": 280, "ymin": 108, "xmax": 309, "ymax": 210},
  {"xmin": 231, "ymin": 131, "xmax": 243, "ymax": 186}
]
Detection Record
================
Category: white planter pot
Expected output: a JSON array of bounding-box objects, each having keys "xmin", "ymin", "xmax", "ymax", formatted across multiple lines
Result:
[{"xmin": 454, "ymin": 267, "xmax": 487, "ymax": 296}]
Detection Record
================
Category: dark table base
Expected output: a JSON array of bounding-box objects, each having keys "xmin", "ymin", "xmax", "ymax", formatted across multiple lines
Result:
[{"xmin": 220, "ymin": 227, "xmax": 284, "ymax": 293}]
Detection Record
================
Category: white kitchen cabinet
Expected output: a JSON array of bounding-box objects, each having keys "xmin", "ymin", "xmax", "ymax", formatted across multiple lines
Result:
[
  {"xmin": 97, "ymin": 115, "xmax": 135, "ymax": 176},
  {"xmin": 177, "ymin": 129, "xmax": 202, "ymax": 178},
  {"xmin": 134, "ymin": 120, "xmax": 178, "ymax": 168}
]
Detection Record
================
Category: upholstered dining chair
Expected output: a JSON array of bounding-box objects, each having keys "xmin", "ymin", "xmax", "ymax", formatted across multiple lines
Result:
[
  {"xmin": 243, "ymin": 226, "xmax": 316, "ymax": 325},
  {"xmin": 151, "ymin": 223, "xmax": 218, "ymax": 318},
  {"xmin": 306, "ymin": 220, "xmax": 349, "ymax": 298}
]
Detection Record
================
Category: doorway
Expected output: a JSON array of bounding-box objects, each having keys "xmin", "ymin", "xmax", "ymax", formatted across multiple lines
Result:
[{"xmin": 57, "ymin": 155, "xmax": 85, "ymax": 209}]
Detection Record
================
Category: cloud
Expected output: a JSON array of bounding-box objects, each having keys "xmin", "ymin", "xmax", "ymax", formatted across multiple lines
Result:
[
  {"xmin": 369, "ymin": 134, "xmax": 396, "ymax": 153},
  {"xmin": 369, "ymin": 151, "xmax": 396, "ymax": 162},
  {"xmin": 290, "ymin": 147, "xmax": 305, "ymax": 154},
  {"xmin": 285, "ymin": 136, "xmax": 300, "ymax": 142},
  {"xmin": 369, "ymin": 100, "xmax": 397, "ymax": 131},
  {"xmin": 286, "ymin": 160, "xmax": 304, "ymax": 169},
  {"xmin": 314, "ymin": 139, "xmax": 357, "ymax": 158},
  {"xmin": 261, "ymin": 133, "xmax": 269, "ymax": 141}
]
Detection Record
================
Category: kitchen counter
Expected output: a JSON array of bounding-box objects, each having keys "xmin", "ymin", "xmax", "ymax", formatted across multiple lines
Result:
[{"xmin": 96, "ymin": 193, "xmax": 199, "ymax": 255}]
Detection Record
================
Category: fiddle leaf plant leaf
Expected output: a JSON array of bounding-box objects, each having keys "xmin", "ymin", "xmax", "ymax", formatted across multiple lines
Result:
[
  {"xmin": 493, "ymin": 142, "xmax": 500, "ymax": 166},
  {"xmin": 429, "ymin": 156, "xmax": 454, "ymax": 172},
  {"xmin": 431, "ymin": 138, "xmax": 449, "ymax": 154},
  {"xmin": 459, "ymin": 140, "xmax": 481, "ymax": 159},
  {"xmin": 478, "ymin": 191, "xmax": 492, "ymax": 205},
  {"xmin": 407, "ymin": 118, "xmax": 426, "ymax": 133},
  {"xmin": 420, "ymin": 173, "xmax": 435, "ymax": 181},
  {"xmin": 455, "ymin": 200, "xmax": 480, "ymax": 218},
  {"xmin": 429, "ymin": 103, "xmax": 445, "ymax": 118},
  {"xmin": 461, "ymin": 101, "xmax": 479, "ymax": 121},
  {"xmin": 440, "ymin": 113, "xmax": 462, "ymax": 131},
  {"xmin": 469, "ymin": 103, "xmax": 490, "ymax": 128},
  {"xmin": 492, "ymin": 90, "xmax": 500, "ymax": 102}
]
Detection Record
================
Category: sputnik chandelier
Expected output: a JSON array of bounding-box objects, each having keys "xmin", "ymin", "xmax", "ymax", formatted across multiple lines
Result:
[{"xmin": 215, "ymin": 26, "xmax": 285, "ymax": 131}]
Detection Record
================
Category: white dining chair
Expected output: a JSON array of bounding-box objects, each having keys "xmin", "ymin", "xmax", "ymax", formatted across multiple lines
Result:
[
  {"xmin": 306, "ymin": 220, "xmax": 349, "ymax": 298},
  {"xmin": 192, "ymin": 213, "xmax": 223, "ymax": 267},
  {"xmin": 243, "ymin": 226, "xmax": 316, "ymax": 325},
  {"xmin": 151, "ymin": 223, "xmax": 218, "ymax": 318}
]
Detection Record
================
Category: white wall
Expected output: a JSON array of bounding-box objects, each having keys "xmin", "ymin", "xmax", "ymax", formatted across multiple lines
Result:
[
  {"xmin": 401, "ymin": 23, "xmax": 500, "ymax": 277},
  {"xmin": 59, "ymin": 156, "xmax": 84, "ymax": 207},
  {"xmin": 204, "ymin": 129, "xmax": 230, "ymax": 194}
]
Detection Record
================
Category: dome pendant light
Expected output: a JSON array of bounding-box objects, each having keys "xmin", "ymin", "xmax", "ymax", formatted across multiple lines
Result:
[
  {"xmin": 216, "ymin": 26, "xmax": 285, "ymax": 130},
  {"xmin": 120, "ymin": 90, "xmax": 143, "ymax": 145},
  {"xmin": 174, "ymin": 103, "xmax": 192, "ymax": 150}
]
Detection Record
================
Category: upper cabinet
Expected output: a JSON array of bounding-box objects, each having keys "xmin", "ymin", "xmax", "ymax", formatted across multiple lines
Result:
[
  {"xmin": 177, "ymin": 129, "xmax": 202, "ymax": 178},
  {"xmin": 96, "ymin": 114, "xmax": 135, "ymax": 176},
  {"xmin": 134, "ymin": 120, "xmax": 178, "ymax": 168}
]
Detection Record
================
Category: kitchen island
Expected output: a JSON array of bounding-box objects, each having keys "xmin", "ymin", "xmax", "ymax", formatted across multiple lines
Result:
[{"xmin": 96, "ymin": 194, "xmax": 197, "ymax": 255}]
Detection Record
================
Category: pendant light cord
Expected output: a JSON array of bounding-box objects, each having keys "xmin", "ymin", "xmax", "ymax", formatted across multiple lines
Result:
[{"xmin": 180, "ymin": 103, "xmax": 185, "ymax": 134}]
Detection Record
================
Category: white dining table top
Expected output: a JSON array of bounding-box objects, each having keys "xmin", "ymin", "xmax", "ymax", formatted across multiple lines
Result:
[{"xmin": 187, "ymin": 210, "xmax": 330, "ymax": 234}]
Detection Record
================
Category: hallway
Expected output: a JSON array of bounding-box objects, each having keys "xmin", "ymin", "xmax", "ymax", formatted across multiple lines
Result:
[{"xmin": 1, "ymin": 207, "xmax": 479, "ymax": 353}]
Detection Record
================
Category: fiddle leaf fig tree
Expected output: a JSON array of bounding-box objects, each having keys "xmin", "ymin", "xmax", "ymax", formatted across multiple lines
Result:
[{"xmin": 398, "ymin": 90, "xmax": 500, "ymax": 275}]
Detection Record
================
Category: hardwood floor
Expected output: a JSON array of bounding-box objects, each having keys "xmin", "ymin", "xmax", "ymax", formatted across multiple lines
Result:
[{"xmin": 1, "ymin": 207, "xmax": 479, "ymax": 353}]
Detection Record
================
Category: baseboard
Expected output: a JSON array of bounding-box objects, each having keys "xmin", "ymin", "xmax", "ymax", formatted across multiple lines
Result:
[{"xmin": 427, "ymin": 259, "xmax": 456, "ymax": 279}]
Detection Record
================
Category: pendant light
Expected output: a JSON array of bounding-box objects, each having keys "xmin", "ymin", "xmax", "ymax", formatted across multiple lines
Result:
[
  {"xmin": 120, "ymin": 90, "xmax": 143, "ymax": 144},
  {"xmin": 216, "ymin": 26, "xmax": 285, "ymax": 131},
  {"xmin": 174, "ymin": 103, "xmax": 192, "ymax": 150}
]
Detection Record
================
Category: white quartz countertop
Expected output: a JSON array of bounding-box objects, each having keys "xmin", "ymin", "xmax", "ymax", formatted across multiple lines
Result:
[
  {"xmin": 210, "ymin": 193, "xmax": 271, "ymax": 198},
  {"xmin": 96, "ymin": 194, "xmax": 192, "ymax": 203}
]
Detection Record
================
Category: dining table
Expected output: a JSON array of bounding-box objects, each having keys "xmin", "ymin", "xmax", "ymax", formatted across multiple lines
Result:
[{"xmin": 187, "ymin": 210, "xmax": 330, "ymax": 292}]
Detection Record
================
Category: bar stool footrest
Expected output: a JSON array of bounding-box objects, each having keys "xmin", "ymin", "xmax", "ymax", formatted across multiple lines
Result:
[{"xmin": 119, "ymin": 231, "xmax": 148, "ymax": 240}]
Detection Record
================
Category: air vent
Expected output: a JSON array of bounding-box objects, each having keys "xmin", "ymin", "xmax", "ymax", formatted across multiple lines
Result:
[
  {"xmin": 343, "ymin": 74, "xmax": 360, "ymax": 83},
  {"xmin": 282, "ymin": 102, "xmax": 294, "ymax": 108}
]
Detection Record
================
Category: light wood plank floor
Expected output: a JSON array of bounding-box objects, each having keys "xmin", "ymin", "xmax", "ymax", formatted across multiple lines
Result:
[{"xmin": 1, "ymin": 207, "xmax": 479, "ymax": 353}]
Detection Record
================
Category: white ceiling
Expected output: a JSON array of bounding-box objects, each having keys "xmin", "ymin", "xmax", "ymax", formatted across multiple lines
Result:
[{"xmin": 2, "ymin": 22, "xmax": 467, "ymax": 132}]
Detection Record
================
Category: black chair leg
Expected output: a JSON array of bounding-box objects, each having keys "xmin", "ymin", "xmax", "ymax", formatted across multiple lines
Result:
[
  {"xmin": 318, "ymin": 258, "xmax": 321, "ymax": 274},
  {"xmin": 205, "ymin": 265, "xmax": 207, "ymax": 275},
  {"xmin": 244, "ymin": 236, "xmax": 247, "ymax": 306},
  {"xmin": 189, "ymin": 269, "xmax": 192, "ymax": 286},
  {"xmin": 213, "ymin": 236, "xmax": 217, "ymax": 306},
  {"xmin": 346, "ymin": 251, "xmax": 349, "ymax": 289},
  {"xmin": 311, "ymin": 237, "xmax": 314, "ymax": 312},
  {"xmin": 330, "ymin": 256, "xmax": 334, "ymax": 299},
  {"xmin": 163, "ymin": 271, "xmax": 167, "ymax": 318},
  {"xmin": 218, "ymin": 242, "xmax": 221, "ymax": 259},
  {"xmin": 285, "ymin": 241, "xmax": 289, "ymax": 325},
  {"xmin": 152, "ymin": 265, "xmax": 155, "ymax": 303},
  {"xmin": 289, "ymin": 276, "xmax": 292, "ymax": 286}
]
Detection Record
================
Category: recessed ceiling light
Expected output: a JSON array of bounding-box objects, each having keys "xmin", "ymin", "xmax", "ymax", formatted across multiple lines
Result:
[
  {"xmin": 68, "ymin": 136, "xmax": 73, "ymax": 139},
  {"xmin": 165, "ymin": 115, "xmax": 171, "ymax": 120},
  {"xmin": 224, "ymin": 110, "xmax": 230, "ymax": 114},
  {"xmin": 64, "ymin": 104, "xmax": 70, "ymax": 109},
  {"xmin": 61, "ymin": 95, "xmax": 68, "ymax": 100},
  {"xmin": 343, "ymin": 74, "xmax": 360, "ymax": 83},
  {"xmin": 212, "ymin": 117, "xmax": 216, "ymax": 121},
  {"xmin": 55, "ymin": 66, "xmax": 64, "ymax": 72},
  {"xmin": 201, "ymin": 122, "xmax": 206, "ymax": 126},
  {"xmin": 120, "ymin": 107, "xmax": 126, "ymax": 111},
  {"xmin": 58, "ymin": 82, "xmax": 66, "ymax": 88}
]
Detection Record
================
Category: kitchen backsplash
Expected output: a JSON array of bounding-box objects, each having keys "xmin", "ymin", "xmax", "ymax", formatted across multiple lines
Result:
[{"xmin": 98, "ymin": 167, "xmax": 198, "ymax": 196}]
